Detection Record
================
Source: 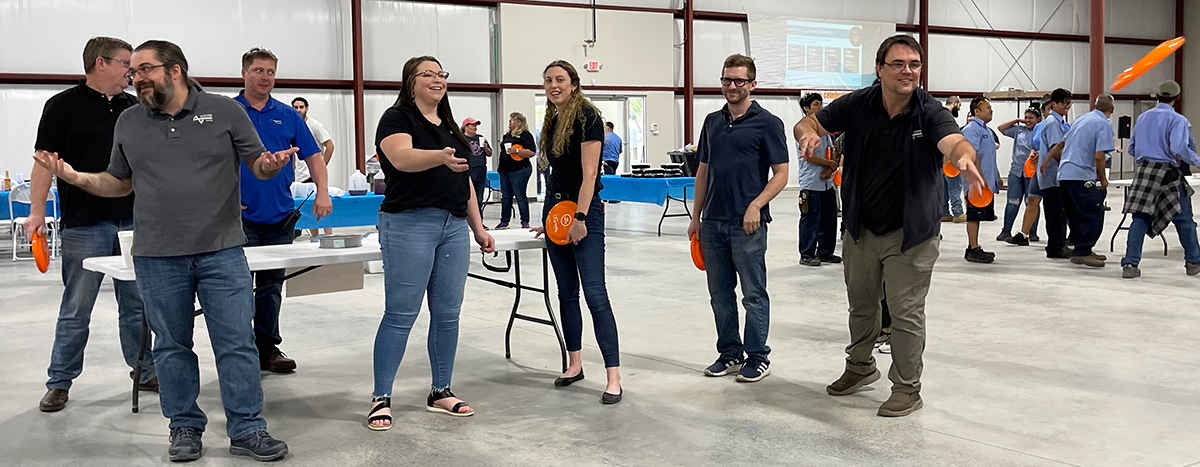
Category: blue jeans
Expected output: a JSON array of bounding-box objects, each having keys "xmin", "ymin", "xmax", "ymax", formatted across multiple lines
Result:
[
  {"xmin": 1122, "ymin": 183, "xmax": 1200, "ymax": 266},
  {"xmin": 470, "ymin": 166, "xmax": 487, "ymax": 217},
  {"xmin": 543, "ymin": 197, "xmax": 620, "ymax": 367},
  {"xmin": 47, "ymin": 219, "xmax": 155, "ymax": 390},
  {"xmin": 700, "ymin": 219, "xmax": 770, "ymax": 362},
  {"xmin": 133, "ymin": 246, "xmax": 266, "ymax": 439},
  {"xmin": 242, "ymin": 218, "xmax": 293, "ymax": 355},
  {"xmin": 499, "ymin": 167, "xmax": 532, "ymax": 223},
  {"xmin": 799, "ymin": 188, "xmax": 837, "ymax": 259},
  {"xmin": 943, "ymin": 174, "xmax": 963, "ymax": 217},
  {"xmin": 1003, "ymin": 174, "xmax": 1040, "ymax": 235},
  {"xmin": 374, "ymin": 208, "xmax": 469, "ymax": 396}
]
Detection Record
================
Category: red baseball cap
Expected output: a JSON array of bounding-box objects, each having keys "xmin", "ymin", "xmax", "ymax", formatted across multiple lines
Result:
[{"xmin": 462, "ymin": 117, "xmax": 481, "ymax": 126}]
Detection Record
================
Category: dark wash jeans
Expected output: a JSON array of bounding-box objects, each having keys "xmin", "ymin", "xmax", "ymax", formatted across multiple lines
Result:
[
  {"xmin": 700, "ymin": 219, "xmax": 770, "ymax": 363},
  {"xmin": 543, "ymin": 197, "xmax": 620, "ymax": 367},
  {"xmin": 242, "ymin": 217, "xmax": 293, "ymax": 356},
  {"xmin": 499, "ymin": 167, "xmax": 532, "ymax": 223},
  {"xmin": 799, "ymin": 188, "xmax": 837, "ymax": 260}
]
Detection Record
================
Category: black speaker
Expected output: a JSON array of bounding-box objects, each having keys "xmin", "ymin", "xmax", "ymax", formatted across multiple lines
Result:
[{"xmin": 1118, "ymin": 115, "xmax": 1131, "ymax": 139}]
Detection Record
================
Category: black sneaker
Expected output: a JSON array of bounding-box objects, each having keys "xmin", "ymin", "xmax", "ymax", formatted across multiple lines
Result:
[
  {"xmin": 703, "ymin": 357, "xmax": 745, "ymax": 377},
  {"xmin": 735, "ymin": 358, "xmax": 771, "ymax": 383},
  {"xmin": 1006, "ymin": 233, "xmax": 1030, "ymax": 246},
  {"xmin": 168, "ymin": 427, "xmax": 203, "ymax": 462},
  {"xmin": 799, "ymin": 257, "xmax": 821, "ymax": 267},
  {"xmin": 229, "ymin": 430, "xmax": 288, "ymax": 462},
  {"xmin": 1047, "ymin": 246, "xmax": 1072, "ymax": 259},
  {"xmin": 818, "ymin": 254, "xmax": 843, "ymax": 264},
  {"xmin": 996, "ymin": 230, "xmax": 1012, "ymax": 242},
  {"xmin": 1122, "ymin": 264, "xmax": 1141, "ymax": 278},
  {"xmin": 1029, "ymin": 233, "xmax": 1041, "ymax": 242},
  {"xmin": 965, "ymin": 247, "xmax": 995, "ymax": 263}
]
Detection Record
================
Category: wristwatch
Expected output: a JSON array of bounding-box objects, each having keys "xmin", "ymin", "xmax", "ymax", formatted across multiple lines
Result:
[{"xmin": 574, "ymin": 212, "xmax": 588, "ymax": 221}]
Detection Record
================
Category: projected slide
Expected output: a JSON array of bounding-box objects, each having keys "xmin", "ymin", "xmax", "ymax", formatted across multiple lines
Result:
[
  {"xmin": 785, "ymin": 21, "xmax": 863, "ymax": 87},
  {"xmin": 747, "ymin": 15, "xmax": 896, "ymax": 89}
]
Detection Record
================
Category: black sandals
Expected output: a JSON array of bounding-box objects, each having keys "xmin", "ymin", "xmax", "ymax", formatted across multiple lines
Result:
[
  {"xmin": 426, "ymin": 388, "xmax": 475, "ymax": 417},
  {"xmin": 367, "ymin": 396, "xmax": 392, "ymax": 431}
]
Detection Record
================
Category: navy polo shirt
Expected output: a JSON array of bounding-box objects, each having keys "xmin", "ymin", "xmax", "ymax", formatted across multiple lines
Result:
[
  {"xmin": 234, "ymin": 92, "xmax": 321, "ymax": 224},
  {"xmin": 696, "ymin": 101, "xmax": 789, "ymax": 222}
]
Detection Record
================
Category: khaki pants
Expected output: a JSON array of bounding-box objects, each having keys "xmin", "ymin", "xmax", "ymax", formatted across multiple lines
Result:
[{"xmin": 842, "ymin": 229, "xmax": 939, "ymax": 394}]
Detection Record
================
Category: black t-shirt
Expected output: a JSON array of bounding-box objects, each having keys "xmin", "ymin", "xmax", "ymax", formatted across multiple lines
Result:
[
  {"xmin": 374, "ymin": 106, "xmax": 471, "ymax": 218},
  {"xmin": 467, "ymin": 134, "xmax": 487, "ymax": 169},
  {"xmin": 858, "ymin": 116, "xmax": 909, "ymax": 235},
  {"xmin": 34, "ymin": 82, "xmax": 136, "ymax": 229},
  {"xmin": 498, "ymin": 131, "xmax": 536, "ymax": 172},
  {"xmin": 543, "ymin": 106, "xmax": 605, "ymax": 195}
]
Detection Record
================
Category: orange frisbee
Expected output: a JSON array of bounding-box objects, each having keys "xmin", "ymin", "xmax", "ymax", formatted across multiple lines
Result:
[
  {"xmin": 833, "ymin": 168, "xmax": 842, "ymax": 187},
  {"xmin": 510, "ymin": 143, "xmax": 526, "ymax": 161},
  {"xmin": 1024, "ymin": 154, "xmax": 1037, "ymax": 178},
  {"xmin": 546, "ymin": 201, "xmax": 576, "ymax": 245},
  {"xmin": 32, "ymin": 230, "xmax": 49, "ymax": 273},
  {"xmin": 968, "ymin": 187, "xmax": 994, "ymax": 208},
  {"xmin": 943, "ymin": 161, "xmax": 960, "ymax": 177},
  {"xmin": 690, "ymin": 233, "xmax": 705, "ymax": 271},
  {"xmin": 1111, "ymin": 37, "xmax": 1185, "ymax": 92}
]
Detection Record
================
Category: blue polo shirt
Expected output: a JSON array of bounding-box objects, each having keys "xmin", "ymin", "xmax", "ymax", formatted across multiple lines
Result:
[
  {"xmin": 1036, "ymin": 110, "xmax": 1069, "ymax": 188},
  {"xmin": 1002, "ymin": 125, "xmax": 1035, "ymax": 178},
  {"xmin": 234, "ymin": 92, "xmax": 321, "ymax": 224},
  {"xmin": 962, "ymin": 118, "xmax": 999, "ymax": 193},
  {"xmin": 1058, "ymin": 109, "xmax": 1115, "ymax": 181},
  {"xmin": 1129, "ymin": 103, "xmax": 1200, "ymax": 168},
  {"xmin": 602, "ymin": 131, "xmax": 622, "ymax": 162},
  {"xmin": 696, "ymin": 101, "xmax": 789, "ymax": 222}
]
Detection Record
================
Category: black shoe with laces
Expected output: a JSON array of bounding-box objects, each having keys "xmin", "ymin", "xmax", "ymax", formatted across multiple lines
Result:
[
  {"xmin": 703, "ymin": 356, "xmax": 744, "ymax": 377},
  {"xmin": 735, "ymin": 358, "xmax": 771, "ymax": 383},
  {"xmin": 229, "ymin": 430, "xmax": 288, "ymax": 462},
  {"xmin": 1028, "ymin": 233, "xmax": 1040, "ymax": 242},
  {"xmin": 818, "ymin": 254, "xmax": 842, "ymax": 264},
  {"xmin": 965, "ymin": 247, "xmax": 995, "ymax": 263},
  {"xmin": 1006, "ymin": 233, "xmax": 1030, "ymax": 246},
  {"xmin": 996, "ymin": 230, "xmax": 1012, "ymax": 242},
  {"xmin": 168, "ymin": 427, "xmax": 203, "ymax": 462}
]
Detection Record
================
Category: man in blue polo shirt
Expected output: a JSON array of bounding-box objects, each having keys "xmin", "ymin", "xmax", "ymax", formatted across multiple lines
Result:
[
  {"xmin": 1036, "ymin": 88, "xmax": 1074, "ymax": 259},
  {"xmin": 689, "ymin": 54, "xmax": 789, "ymax": 384},
  {"xmin": 235, "ymin": 47, "xmax": 330, "ymax": 373},
  {"xmin": 602, "ymin": 121, "xmax": 622, "ymax": 175},
  {"xmin": 1051, "ymin": 95, "xmax": 1115, "ymax": 268},
  {"xmin": 961, "ymin": 97, "xmax": 999, "ymax": 263}
]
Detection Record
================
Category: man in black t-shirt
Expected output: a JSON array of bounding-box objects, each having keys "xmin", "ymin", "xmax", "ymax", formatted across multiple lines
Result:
[
  {"xmin": 796, "ymin": 35, "xmax": 984, "ymax": 417},
  {"xmin": 29, "ymin": 37, "xmax": 156, "ymax": 413}
]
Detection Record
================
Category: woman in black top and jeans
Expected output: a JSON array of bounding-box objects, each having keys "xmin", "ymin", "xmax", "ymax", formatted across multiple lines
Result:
[
  {"xmin": 368, "ymin": 55, "xmax": 495, "ymax": 430},
  {"xmin": 495, "ymin": 112, "xmax": 536, "ymax": 229},
  {"xmin": 535, "ymin": 60, "xmax": 622, "ymax": 404}
]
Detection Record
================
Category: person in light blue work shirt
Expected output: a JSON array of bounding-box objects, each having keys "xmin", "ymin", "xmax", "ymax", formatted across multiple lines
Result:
[
  {"xmin": 1121, "ymin": 80, "xmax": 1200, "ymax": 278},
  {"xmin": 235, "ymin": 47, "xmax": 329, "ymax": 373},
  {"xmin": 1009, "ymin": 101, "xmax": 1054, "ymax": 246},
  {"xmin": 1051, "ymin": 95, "xmax": 1115, "ymax": 267},
  {"xmin": 795, "ymin": 92, "xmax": 840, "ymax": 266},
  {"xmin": 997, "ymin": 107, "xmax": 1041, "ymax": 242},
  {"xmin": 601, "ymin": 121, "xmax": 623, "ymax": 174},
  {"xmin": 1035, "ymin": 88, "xmax": 1073, "ymax": 258},
  {"xmin": 960, "ymin": 97, "xmax": 998, "ymax": 263}
]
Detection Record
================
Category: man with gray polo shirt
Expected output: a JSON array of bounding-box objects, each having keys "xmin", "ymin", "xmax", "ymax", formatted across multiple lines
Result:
[{"xmin": 33, "ymin": 40, "xmax": 293, "ymax": 463}]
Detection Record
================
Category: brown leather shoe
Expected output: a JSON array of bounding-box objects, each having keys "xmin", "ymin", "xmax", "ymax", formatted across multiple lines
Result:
[
  {"xmin": 826, "ymin": 369, "xmax": 881, "ymax": 396},
  {"xmin": 39, "ymin": 388, "xmax": 69, "ymax": 412},
  {"xmin": 878, "ymin": 391, "xmax": 923, "ymax": 417},
  {"xmin": 261, "ymin": 350, "xmax": 297, "ymax": 373}
]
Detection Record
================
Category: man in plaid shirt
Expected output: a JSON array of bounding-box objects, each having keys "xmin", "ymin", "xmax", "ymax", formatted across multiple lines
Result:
[{"xmin": 1121, "ymin": 80, "xmax": 1200, "ymax": 278}]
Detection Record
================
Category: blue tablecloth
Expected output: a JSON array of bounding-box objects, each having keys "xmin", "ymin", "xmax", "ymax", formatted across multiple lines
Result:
[
  {"xmin": 294, "ymin": 194, "xmax": 383, "ymax": 229},
  {"xmin": 1, "ymin": 190, "xmax": 57, "ymax": 221},
  {"xmin": 598, "ymin": 176, "xmax": 694, "ymax": 205}
]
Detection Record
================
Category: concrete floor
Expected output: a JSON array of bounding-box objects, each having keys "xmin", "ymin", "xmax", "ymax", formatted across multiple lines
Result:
[{"xmin": 2, "ymin": 189, "xmax": 1199, "ymax": 467}]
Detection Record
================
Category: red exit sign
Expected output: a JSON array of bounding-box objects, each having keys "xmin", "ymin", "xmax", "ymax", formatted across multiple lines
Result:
[{"xmin": 584, "ymin": 61, "xmax": 602, "ymax": 72}]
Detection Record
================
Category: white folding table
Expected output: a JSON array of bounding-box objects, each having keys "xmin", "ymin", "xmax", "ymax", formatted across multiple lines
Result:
[{"xmin": 82, "ymin": 229, "xmax": 566, "ymax": 413}]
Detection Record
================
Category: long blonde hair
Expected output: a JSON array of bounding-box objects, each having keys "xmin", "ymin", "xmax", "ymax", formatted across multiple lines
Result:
[
  {"xmin": 538, "ymin": 60, "xmax": 600, "ymax": 170},
  {"xmin": 509, "ymin": 112, "xmax": 529, "ymax": 137}
]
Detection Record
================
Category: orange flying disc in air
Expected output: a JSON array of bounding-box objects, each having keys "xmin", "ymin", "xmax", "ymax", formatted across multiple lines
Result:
[
  {"xmin": 1024, "ymin": 154, "xmax": 1037, "ymax": 178},
  {"xmin": 510, "ymin": 143, "xmax": 527, "ymax": 161},
  {"xmin": 545, "ymin": 201, "xmax": 577, "ymax": 245},
  {"xmin": 943, "ymin": 161, "xmax": 960, "ymax": 177},
  {"xmin": 833, "ymin": 169, "xmax": 842, "ymax": 186},
  {"xmin": 32, "ymin": 230, "xmax": 50, "ymax": 273},
  {"xmin": 968, "ymin": 187, "xmax": 994, "ymax": 208},
  {"xmin": 1111, "ymin": 37, "xmax": 1185, "ymax": 92},
  {"xmin": 690, "ymin": 233, "xmax": 705, "ymax": 271}
]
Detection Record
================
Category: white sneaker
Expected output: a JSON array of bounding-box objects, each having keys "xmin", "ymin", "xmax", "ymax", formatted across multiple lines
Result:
[{"xmin": 878, "ymin": 337, "xmax": 892, "ymax": 354}]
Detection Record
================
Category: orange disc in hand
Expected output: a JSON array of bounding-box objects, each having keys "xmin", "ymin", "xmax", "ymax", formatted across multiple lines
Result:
[
  {"xmin": 943, "ymin": 161, "xmax": 960, "ymax": 177},
  {"xmin": 1111, "ymin": 37, "xmax": 1185, "ymax": 92},
  {"xmin": 32, "ymin": 231, "xmax": 50, "ymax": 273},
  {"xmin": 1024, "ymin": 155, "xmax": 1037, "ymax": 178},
  {"xmin": 833, "ymin": 169, "xmax": 842, "ymax": 187},
  {"xmin": 968, "ymin": 187, "xmax": 994, "ymax": 208},
  {"xmin": 510, "ymin": 143, "xmax": 526, "ymax": 161},
  {"xmin": 690, "ymin": 233, "xmax": 705, "ymax": 271},
  {"xmin": 545, "ymin": 201, "xmax": 577, "ymax": 245}
]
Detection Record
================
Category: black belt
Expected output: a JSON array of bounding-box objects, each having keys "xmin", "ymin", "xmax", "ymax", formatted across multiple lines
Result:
[{"xmin": 551, "ymin": 192, "xmax": 578, "ymax": 202}]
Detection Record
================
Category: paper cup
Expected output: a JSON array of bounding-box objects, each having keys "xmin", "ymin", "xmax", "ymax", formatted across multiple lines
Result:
[{"xmin": 118, "ymin": 231, "xmax": 134, "ymax": 268}]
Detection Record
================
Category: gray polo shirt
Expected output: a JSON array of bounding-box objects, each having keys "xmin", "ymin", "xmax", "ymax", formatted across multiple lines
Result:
[{"xmin": 107, "ymin": 88, "xmax": 266, "ymax": 257}]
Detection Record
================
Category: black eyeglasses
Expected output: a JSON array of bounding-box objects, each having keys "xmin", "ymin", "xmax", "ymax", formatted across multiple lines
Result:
[
  {"xmin": 103, "ymin": 57, "xmax": 131, "ymax": 69},
  {"xmin": 720, "ymin": 77, "xmax": 751, "ymax": 87},
  {"xmin": 417, "ymin": 70, "xmax": 450, "ymax": 80},
  {"xmin": 125, "ymin": 64, "xmax": 167, "ymax": 79},
  {"xmin": 883, "ymin": 60, "xmax": 923, "ymax": 71}
]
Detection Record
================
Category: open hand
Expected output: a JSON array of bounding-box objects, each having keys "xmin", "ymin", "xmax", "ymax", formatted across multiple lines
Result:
[
  {"xmin": 443, "ymin": 147, "xmax": 469, "ymax": 172},
  {"xmin": 260, "ymin": 147, "xmax": 299, "ymax": 172},
  {"xmin": 32, "ymin": 150, "xmax": 78, "ymax": 184}
]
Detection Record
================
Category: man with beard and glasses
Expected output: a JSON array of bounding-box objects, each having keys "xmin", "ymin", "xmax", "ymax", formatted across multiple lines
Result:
[
  {"xmin": 941, "ymin": 95, "xmax": 965, "ymax": 223},
  {"xmin": 34, "ymin": 39, "xmax": 293, "ymax": 463},
  {"xmin": 235, "ymin": 47, "xmax": 330, "ymax": 374},
  {"xmin": 796, "ymin": 35, "xmax": 985, "ymax": 417},
  {"xmin": 30, "ymin": 36, "xmax": 157, "ymax": 414}
]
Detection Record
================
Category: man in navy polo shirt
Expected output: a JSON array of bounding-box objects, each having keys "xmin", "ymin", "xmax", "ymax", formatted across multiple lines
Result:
[
  {"xmin": 235, "ymin": 47, "xmax": 331, "ymax": 373},
  {"xmin": 689, "ymin": 54, "xmax": 790, "ymax": 383}
]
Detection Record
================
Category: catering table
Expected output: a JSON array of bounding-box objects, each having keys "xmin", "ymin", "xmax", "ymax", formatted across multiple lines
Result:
[
  {"xmin": 598, "ymin": 175, "xmax": 695, "ymax": 235},
  {"xmin": 293, "ymin": 194, "xmax": 383, "ymax": 229},
  {"xmin": 83, "ymin": 229, "xmax": 566, "ymax": 413}
]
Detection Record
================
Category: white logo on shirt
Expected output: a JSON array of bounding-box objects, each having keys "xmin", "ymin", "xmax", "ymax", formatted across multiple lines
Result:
[
  {"xmin": 193, "ymin": 114, "xmax": 213, "ymax": 124},
  {"xmin": 272, "ymin": 119, "xmax": 283, "ymax": 125},
  {"xmin": 911, "ymin": 129, "xmax": 923, "ymax": 140}
]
